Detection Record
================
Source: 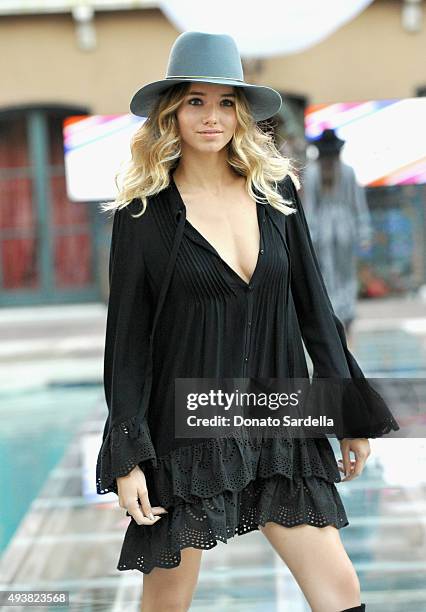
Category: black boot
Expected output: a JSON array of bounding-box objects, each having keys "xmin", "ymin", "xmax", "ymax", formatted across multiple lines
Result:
[{"xmin": 339, "ymin": 604, "xmax": 366, "ymax": 612}]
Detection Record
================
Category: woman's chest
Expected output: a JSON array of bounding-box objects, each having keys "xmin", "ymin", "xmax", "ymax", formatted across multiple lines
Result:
[
  {"xmin": 182, "ymin": 191, "xmax": 262, "ymax": 286},
  {"xmin": 145, "ymin": 212, "xmax": 289, "ymax": 306},
  {"xmin": 139, "ymin": 186, "xmax": 292, "ymax": 303}
]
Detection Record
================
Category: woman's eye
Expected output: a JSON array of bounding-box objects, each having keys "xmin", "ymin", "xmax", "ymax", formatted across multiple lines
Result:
[{"xmin": 187, "ymin": 98, "xmax": 235, "ymax": 106}]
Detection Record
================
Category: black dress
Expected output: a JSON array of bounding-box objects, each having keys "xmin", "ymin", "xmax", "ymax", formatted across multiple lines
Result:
[{"xmin": 96, "ymin": 173, "xmax": 399, "ymax": 574}]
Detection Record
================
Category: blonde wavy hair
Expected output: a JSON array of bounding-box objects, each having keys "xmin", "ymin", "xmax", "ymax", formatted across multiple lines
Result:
[{"xmin": 100, "ymin": 82, "xmax": 300, "ymax": 218}]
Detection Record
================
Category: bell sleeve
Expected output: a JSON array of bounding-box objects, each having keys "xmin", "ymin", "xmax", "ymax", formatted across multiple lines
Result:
[
  {"xmin": 281, "ymin": 175, "xmax": 400, "ymax": 440},
  {"xmin": 96, "ymin": 204, "xmax": 157, "ymax": 495}
]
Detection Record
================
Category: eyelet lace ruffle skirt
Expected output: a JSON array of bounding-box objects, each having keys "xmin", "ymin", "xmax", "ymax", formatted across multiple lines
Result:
[{"xmin": 112, "ymin": 433, "xmax": 348, "ymax": 574}]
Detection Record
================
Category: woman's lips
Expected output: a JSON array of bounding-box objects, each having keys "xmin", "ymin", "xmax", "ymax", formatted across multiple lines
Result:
[{"xmin": 197, "ymin": 131, "xmax": 223, "ymax": 137}]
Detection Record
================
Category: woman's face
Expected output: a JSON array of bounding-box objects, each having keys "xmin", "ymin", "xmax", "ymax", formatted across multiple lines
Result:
[{"xmin": 175, "ymin": 82, "xmax": 238, "ymax": 153}]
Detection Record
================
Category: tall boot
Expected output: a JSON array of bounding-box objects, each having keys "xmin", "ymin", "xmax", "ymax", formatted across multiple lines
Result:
[{"xmin": 339, "ymin": 604, "xmax": 366, "ymax": 612}]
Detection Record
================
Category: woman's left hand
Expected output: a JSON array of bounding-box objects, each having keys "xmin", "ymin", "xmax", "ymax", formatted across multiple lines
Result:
[{"xmin": 337, "ymin": 438, "xmax": 371, "ymax": 482}]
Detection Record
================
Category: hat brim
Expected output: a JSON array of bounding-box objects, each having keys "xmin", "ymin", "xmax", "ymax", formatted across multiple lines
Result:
[{"xmin": 130, "ymin": 77, "xmax": 282, "ymax": 122}]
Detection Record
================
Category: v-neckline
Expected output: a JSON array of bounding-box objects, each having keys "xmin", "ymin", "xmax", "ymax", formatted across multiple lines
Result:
[{"xmin": 170, "ymin": 175, "xmax": 263, "ymax": 287}]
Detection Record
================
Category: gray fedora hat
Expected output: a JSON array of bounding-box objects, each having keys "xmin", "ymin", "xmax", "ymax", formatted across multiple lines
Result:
[{"xmin": 130, "ymin": 31, "xmax": 283, "ymax": 122}]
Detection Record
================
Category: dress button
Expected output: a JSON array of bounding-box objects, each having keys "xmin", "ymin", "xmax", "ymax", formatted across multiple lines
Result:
[
  {"xmin": 260, "ymin": 249, "xmax": 264, "ymax": 254},
  {"xmin": 248, "ymin": 284, "xmax": 253, "ymax": 291},
  {"xmin": 248, "ymin": 320, "xmax": 252, "ymax": 326},
  {"xmin": 244, "ymin": 356, "xmax": 248, "ymax": 362}
]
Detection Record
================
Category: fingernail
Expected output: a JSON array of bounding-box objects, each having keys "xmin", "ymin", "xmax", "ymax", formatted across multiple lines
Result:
[
  {"xmin": 149, "ymin": 513, "xmax": 155, "ymax": 521},
  {"xmin": 345, "ymin": 471, "xmax": 350, "ymax": 478}
]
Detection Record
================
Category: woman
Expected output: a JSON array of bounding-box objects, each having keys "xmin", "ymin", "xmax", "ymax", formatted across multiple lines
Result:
[
  {"xmin": 302, "ymin": 129, "xmax": 373, "ymax": 345},
  {"xmin": 96, "ymin": 31, "xmax": 398, "ymax": 612}
]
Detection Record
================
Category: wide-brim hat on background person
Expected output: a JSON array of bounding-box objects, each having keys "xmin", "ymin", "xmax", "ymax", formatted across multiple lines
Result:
[
  {"xmin": 130, "ymin": 31, "xmax": 283, "ymax": 122},
  {"xmin": 310, "ymin": 128, "xmax": 346, "ymax": 155}
]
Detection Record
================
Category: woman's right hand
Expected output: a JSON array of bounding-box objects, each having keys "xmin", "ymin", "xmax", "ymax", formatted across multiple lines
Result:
[{"xmin": 117, "ymin": 464, "xmax": 168, "ymax": 525}]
